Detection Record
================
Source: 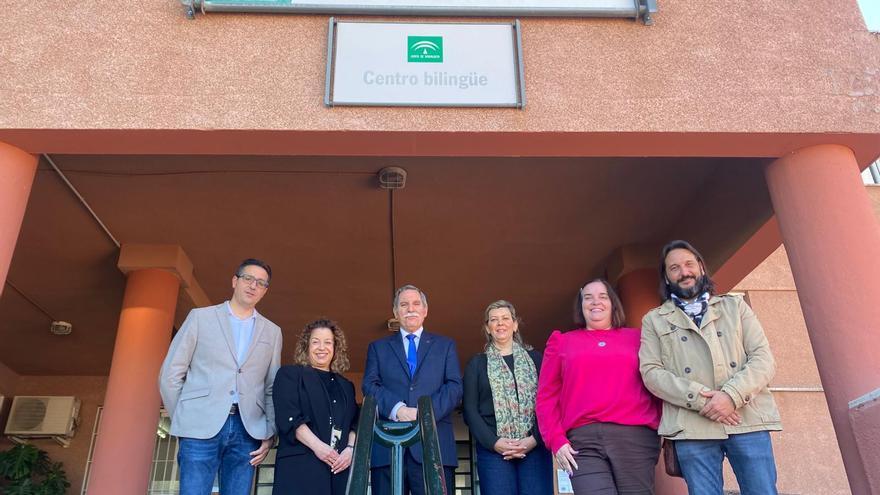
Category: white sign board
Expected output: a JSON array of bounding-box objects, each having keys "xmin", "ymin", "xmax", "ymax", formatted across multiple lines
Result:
[{"xmin": 325, "ymin": 20, "xmax": 525, "ymax": 107}]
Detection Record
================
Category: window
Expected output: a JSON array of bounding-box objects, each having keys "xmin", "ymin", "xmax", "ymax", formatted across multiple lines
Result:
[
  {"xmin": 82, "ymin": 407, "xmax": 476, "ymax": 495},
  {"xmin": 456, "ymin": 439, "xmax": 476, "ymax": 495},
  {"xmin": 862, "ymin": 161, "xmax": 880, "ymax": 185},
  {"xmin": 83, "ymin": 408, "xmax": 252, "ymax": 495}
]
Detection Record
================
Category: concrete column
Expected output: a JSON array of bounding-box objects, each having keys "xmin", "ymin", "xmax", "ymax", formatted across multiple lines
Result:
[
  {"xmin": 765, "ymin": 144, "xmax": 880, "ymax": 495},
  {"xmin": 0, "ymin": 142, "xmax": 38, "ymax": 297},
  {"xmin": 88, "ymin": 268, "xmax": 180, "ymax": 495},
  {"xmin": 617, "ymin": 268, "xmax": 661, "ymax": 328},
  {"xmin": 614, "ymin": 267, "xmax": 689, "ymax": 495}
]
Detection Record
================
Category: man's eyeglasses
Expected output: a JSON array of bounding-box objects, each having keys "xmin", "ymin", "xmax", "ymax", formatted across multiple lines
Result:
[{"xmin": 236, "ymin": 273, "xmax": 270, "ymax": 289}]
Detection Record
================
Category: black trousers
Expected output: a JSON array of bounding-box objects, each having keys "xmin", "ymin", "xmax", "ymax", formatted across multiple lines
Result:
[
  {"xmin": 370, "ymin": 450, "xmax": 455, "ymax": 495},
  {"xmin": 567, "ymin": 423, "xmax": 660, "ymax": 495}
]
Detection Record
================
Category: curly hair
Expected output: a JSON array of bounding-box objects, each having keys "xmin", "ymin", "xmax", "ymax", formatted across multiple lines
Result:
[{"xmin": 293, "ymin": 318, "xmax": 350, "ymax": 373}]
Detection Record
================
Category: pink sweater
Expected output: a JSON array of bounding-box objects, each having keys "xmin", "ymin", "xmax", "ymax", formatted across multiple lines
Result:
[{"xmin": 536, "ymin": 328, "xmax": 661, "ymax": 454}]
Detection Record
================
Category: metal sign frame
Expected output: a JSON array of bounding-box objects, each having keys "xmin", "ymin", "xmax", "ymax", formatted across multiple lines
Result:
[{"xmin": 324, "ymin": 18, "xmax": 526, "ymax": 108}]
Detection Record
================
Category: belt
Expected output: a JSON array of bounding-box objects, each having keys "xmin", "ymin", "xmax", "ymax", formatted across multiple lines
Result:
[{"xmin": 229, "ymin": 403, "xmax": 239, "ymax": 415}]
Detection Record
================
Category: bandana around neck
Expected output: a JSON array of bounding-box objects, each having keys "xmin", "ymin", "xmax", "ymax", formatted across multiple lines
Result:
[{"xmin": 672, "ymin": 292, "xmax": 710, "ymax": 326}]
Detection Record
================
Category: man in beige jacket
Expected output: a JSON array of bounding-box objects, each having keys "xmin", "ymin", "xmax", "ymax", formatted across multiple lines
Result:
[
  {"xmin": 159, "ymin": 258, "xmax": 282, "ymax": 495},
  {"xmin": 640, "ymin": 240, "xmax": 781, "ymax": 495}
]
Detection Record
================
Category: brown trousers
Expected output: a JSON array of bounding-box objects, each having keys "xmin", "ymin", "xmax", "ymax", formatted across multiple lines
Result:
[{"xmin": 567, "ymin": 422, "xmax": 660, "ymax": 495}]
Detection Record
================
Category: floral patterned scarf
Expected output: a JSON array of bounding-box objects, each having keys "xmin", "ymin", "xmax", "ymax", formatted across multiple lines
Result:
[{"xmin": 486, "ymin": 342, "xmax": 538, "ymax": 439}]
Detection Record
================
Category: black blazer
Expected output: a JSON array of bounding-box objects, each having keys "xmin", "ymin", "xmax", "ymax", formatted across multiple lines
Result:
[
  {"xmin": 462, "ymin": 350, "xmax": 546, "ymax": 451},
  {"xmin": 272, "ymin": 365, "xmax": 359, "ymax": 495}
]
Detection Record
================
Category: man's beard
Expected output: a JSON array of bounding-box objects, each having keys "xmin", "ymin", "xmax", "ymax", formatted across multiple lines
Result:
[{"xmin": 670, "ymin": 274, "xmax": 709, "ymax": 299}]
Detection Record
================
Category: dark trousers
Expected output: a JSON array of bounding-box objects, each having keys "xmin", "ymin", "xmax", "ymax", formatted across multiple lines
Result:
[
  {"xmin": 370, "ymin": 450, "xmax": 455, "ymax": 495},
  {"xmin": 475, "ymin": 442, "xmax": 553, "ymax": 495},
  {"xmin": 567, "ymin": 423, "xmax": 660, "ymax": 495}
]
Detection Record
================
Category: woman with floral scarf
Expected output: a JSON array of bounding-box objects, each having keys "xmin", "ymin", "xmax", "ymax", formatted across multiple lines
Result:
[{"xmin": 463, "ymin": 300, "xmax": 553, "ymax": 495}]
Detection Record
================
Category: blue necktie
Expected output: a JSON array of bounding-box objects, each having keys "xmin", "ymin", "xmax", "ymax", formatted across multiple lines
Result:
[{"xmin": 406, "ymin": 334, "xmax": 418, "ymax": 377}]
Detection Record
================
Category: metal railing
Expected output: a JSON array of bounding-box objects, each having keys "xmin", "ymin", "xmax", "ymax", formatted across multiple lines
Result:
[{"xmin": 347, "ymin": 396, "xmax": 447, "ymax": 495}]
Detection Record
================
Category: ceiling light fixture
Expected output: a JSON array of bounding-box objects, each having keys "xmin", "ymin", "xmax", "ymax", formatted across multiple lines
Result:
[
  {"xmin": 50, "ymin": 321, "xmax": 73, "ymax": 336},
  {"xmin": 378, "ymin": 167, "xmax": 407, "ymax": 189}
]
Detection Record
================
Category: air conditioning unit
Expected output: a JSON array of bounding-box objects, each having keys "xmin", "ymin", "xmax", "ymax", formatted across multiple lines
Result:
[{"xmin": 5, "ymin": 396, "xmax": 80, "ymax": 447}]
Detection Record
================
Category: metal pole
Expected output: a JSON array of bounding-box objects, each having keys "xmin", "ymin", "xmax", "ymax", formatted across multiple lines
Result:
[
  {"xmin": 390, "ymin": 443, "xmax": 405, "ymax": 495},
  {"xmin": 189, "ymin": 0, "xmax": 654, "ymax": 19},
  {"xmin": 869, "ymin": 162, "xmax": 880, "ymax": 185}
]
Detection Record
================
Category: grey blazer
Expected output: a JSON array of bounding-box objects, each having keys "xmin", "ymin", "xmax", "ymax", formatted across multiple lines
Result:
[{"xmin": 159, "ymin": 303, "xmax": 282, "ymax": 440}]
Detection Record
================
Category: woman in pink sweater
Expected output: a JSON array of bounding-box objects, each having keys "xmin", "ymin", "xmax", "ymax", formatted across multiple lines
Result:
[{"xmin": 536, "ymin": 278, "xmax": 661, "ymax": 494}]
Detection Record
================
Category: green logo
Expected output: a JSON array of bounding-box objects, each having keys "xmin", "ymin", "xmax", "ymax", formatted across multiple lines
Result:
[{"xmin": 408, "ymin": 36, "xmax": 443, "ymax": 63}]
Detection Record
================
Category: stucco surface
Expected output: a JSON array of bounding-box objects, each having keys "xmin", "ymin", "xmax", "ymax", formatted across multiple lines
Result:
[
  {"xmin": 746, "ymin": 289, "xmax": 822, "ymax": 388},
  {"xmin": 0, "ymin": 376, "xmax": 108, "ymax": 495},
  {"xmin": 721, "ymin": 391, "xmax": 850, "ymax": 495},
  {"xmin": 734, "ymin": 247, "xmax": 797, "ymax": 291},
  {"xmin": 0, "ymin": 1, "xmax": 878, "ymax": 133},
  {"xmin": 0, "ymin": 360, "xmax": 18, "ymax": 398}
]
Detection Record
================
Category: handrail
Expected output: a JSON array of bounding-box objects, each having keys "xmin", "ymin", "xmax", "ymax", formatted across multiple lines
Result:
[{"xmin": 346, "ymin": 396, "xmax": 447, "ymax": 495}]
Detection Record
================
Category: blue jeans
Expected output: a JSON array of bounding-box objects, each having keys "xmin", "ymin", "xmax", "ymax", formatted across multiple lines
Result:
[
  {"xmin": 674, "ymin": 431, "xmax": 778, "ymax": 495},
  {"xmin": 178, "ymin": 413, "xmax": 261, "ymax": 495},
  {"xmin": 475, "ymin": 443, "xmax": 553, "ymax": 495}
]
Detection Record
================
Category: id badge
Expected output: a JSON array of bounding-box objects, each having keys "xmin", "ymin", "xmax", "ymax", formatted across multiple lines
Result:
[{"xmin": 329, "ymin": 426, "xmax": 343, "ymax": 449}]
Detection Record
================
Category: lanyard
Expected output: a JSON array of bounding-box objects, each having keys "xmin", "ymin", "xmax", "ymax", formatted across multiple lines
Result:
[{"xmin": 315, "ymin": 370, "xmax": 347, "ymax": 429}]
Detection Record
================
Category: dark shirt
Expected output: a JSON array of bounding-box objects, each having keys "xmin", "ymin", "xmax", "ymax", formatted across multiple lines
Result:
[
  {"xmin": 462, "ymin": 349, "xmax": 545, "ymax": 451},
  {"xmin": 316, "ymin": 369, "xmax": 347, "ymax": 440}
]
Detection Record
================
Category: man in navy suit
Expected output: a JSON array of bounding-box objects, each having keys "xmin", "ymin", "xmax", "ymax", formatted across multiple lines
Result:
[{"xmin": 363, "ymin": 284, "xmax": 463, "ymax": 495}]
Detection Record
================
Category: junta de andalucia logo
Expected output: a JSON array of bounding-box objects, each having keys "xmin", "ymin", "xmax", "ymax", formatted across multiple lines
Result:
[{"xmin": 408, "ymin": 36, "xmax": 443, "ymax": 63}]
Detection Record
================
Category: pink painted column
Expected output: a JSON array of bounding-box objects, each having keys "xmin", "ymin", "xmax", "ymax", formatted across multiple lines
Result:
[
  {"xmin": 765, "ymin": 144, "xmax": 880, "ymax": 495},
  {"xmin": 0, "ymin": 142, "xmax": 38, "ymax": 297},
  {"xmin": 88, "ymin": 268, "xmax": 180, "ymax": 495},
  {"xmin": 617, "ymin": 268, "xmax": 662, "ymax": 329},
  {"xmin": 616, "ymin": 268, "xmax": 689, "ymax": 495}
]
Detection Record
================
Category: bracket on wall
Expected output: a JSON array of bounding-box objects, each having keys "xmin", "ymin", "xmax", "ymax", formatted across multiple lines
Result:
[
  {"xmin": 640, "ymin": 0, "xmax": 658, "ymax": 25},
  {"xmin": 181, "ymin": 0, "xmax": 196, "ymax": 19}
]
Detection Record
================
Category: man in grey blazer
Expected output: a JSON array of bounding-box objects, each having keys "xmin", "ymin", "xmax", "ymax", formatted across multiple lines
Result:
[{"xmin": 159, "ymin": 258, "xmax": 282, "ymax": 495}]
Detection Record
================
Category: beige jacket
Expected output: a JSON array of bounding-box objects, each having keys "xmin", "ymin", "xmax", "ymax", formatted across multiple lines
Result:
[
  {"xmin": 159, "ymin": 303, "xmax": 282, "ymax": 440},
  {"xmin": 639, "ymin": 294, "xmax": 781, "ymax": 440}
]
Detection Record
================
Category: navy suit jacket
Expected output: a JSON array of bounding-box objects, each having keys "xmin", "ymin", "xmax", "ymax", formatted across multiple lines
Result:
[{"xmin": 362, "ymin": 331, "xmax": 463, "ymax": 468}]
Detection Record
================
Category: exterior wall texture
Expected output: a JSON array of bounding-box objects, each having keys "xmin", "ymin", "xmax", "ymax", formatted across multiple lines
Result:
[
  {"xmin": 4, "ymin": 181, "xmax": 878, "ymax": 494},
  {"xmin": 0, "ymin": 1, "xmax": 878, "ymax": 137},
  {"xmin": 0, "ymin": 376, "xmax": 108, "ymax": 495}
]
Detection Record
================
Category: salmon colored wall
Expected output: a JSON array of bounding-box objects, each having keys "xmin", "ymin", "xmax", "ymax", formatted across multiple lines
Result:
[
  {"xmin": 0, "ymin": 376, "xmax": 108, "ymax": 495},
  {"xmin": 0, "ymin": 371, "xmax": 357, "ymax": 495},
  {"xmin": 0, "ymin": 189, "xmax": 873, "ymax": 494},
  {"xmin": 725, "ymin": 186, "xmax": 880, "ymax": 494},
  {"xmin": 729, "ymin": 289, "xmax": 849, "ymax": 494},
  {"xmin": 719, "ymin": 392, "xmax": 851, "ymax": 495},
  {"xmin": 0, "ymin": 1, "xmax": 877, "ymax": 137},
  {"xmin": 0, "ymin": 360, "xmax": 18, "ymax": 397},
  {"xmin": 0, "ymin": 361, "xmax": 19, "ymax": 434}
]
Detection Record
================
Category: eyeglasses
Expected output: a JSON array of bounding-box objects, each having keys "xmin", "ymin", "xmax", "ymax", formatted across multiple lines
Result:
[{"xmin": 236, "ymin": 273, "xmax": 270, "ymax": 289}]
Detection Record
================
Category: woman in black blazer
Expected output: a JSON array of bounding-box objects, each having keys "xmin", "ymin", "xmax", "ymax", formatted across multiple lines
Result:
[
  {"xmin": 463, "ymin": 300, "xmax": 553, "ymax": 495},
  {"xmin": 272, "ymin": 319, "xmax": 359, "ymax": 495}
]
